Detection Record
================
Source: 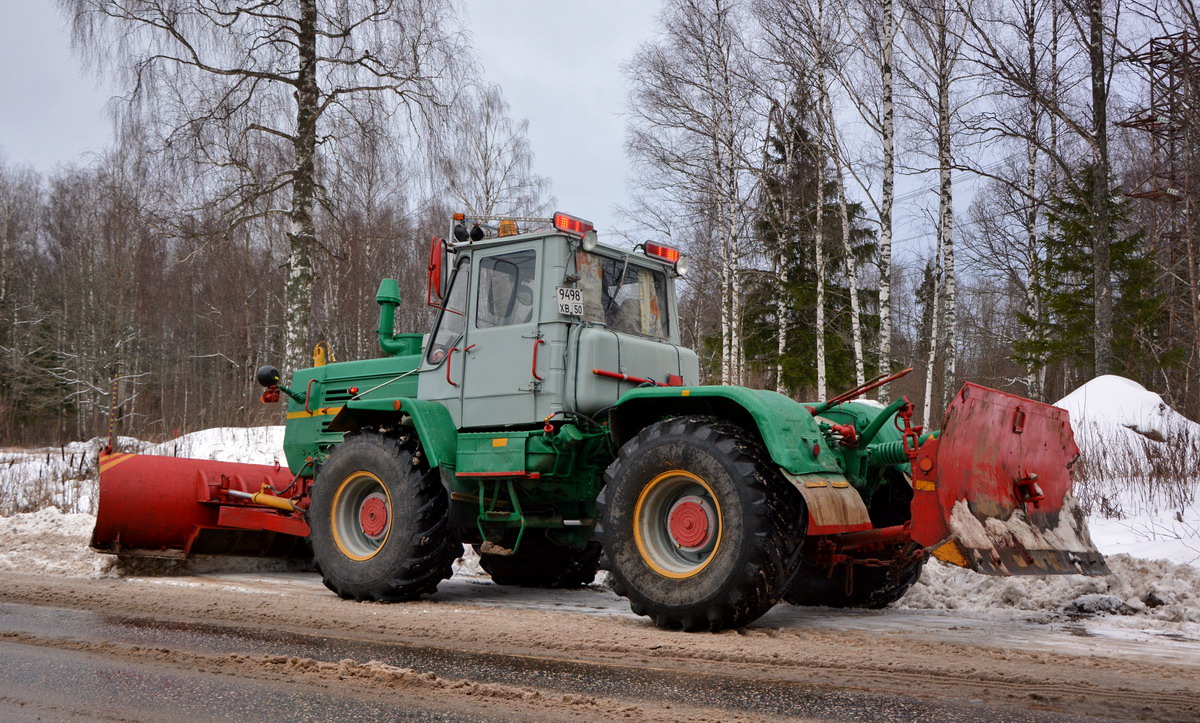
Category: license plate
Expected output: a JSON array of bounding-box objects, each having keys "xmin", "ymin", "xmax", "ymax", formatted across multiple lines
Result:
[{"xmin": 555, "ymin": 286, "xmax": 583, "ymax": 316}]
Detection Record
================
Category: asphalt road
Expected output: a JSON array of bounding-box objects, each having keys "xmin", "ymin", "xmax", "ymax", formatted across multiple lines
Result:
[{"xmin": 0, "ymin": 597, "xmax": 1112, "ymax": 723}]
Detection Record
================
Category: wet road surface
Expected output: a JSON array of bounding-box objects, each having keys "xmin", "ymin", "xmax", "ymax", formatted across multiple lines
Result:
[{"xmin": 0, "ymin": 601, "xmax": 1090, "ymax": 722}]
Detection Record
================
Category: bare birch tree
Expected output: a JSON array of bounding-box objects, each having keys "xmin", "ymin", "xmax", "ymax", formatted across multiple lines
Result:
[
  {"xmin": 440, "ymin": 83, "xmax": 554, "ymax": 217},
  {"xmin": 955, "ymin": 0, "xmax": 1124, "ymax": 379},
  {"xmin": 901, "ymin": 0, "xmax": 969, "ymax": 407},
  {"xmin": 626, "ymin": 0, "xmax": 760, "ymax": 385},
  {"xmin": 58, "ymin": 0, "xmax": 467, "ymax": 369},
  {"xmin": 830, "ymin": 0, "xmax": 901, "ymax": 396},
  {"xmin": 754, "ymin": 0, "xmax": 837, "ymax": 399}
]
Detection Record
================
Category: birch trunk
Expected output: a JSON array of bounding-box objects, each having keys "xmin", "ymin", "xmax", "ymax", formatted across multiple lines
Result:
[
  {"xmin": 936, "ymin": 8, "xmax": 956, "ymax": 407},
  {"xmin": 825, "ymin": 93, "xmax": 866, "ymax": 387},
  {"xmin": 1023, "ymin": 0, "xmax": 1044, "ymax": 400},
  {"xmin": 283, "ymin": 0, "xmax": 319, "ymax": 371},
  {"xmin": 815, "ymin": 78, "xmax": 828, "ymax": 402},
  {"xmin": 923, "ymin": 237, "xmax": 943, "ymax": 424},
  {"xmin": 728, "ymin": 189, "xmax": 743, "ymax": 386},
  {"xmin": 720, "ymin": 208, "xmax": 733, "ymax": 385},
  {"xmin": 776, "ymin": 250, "xmax": 788, "ymax": 393},
  {"xmin": 878, "ymin": 0, "xmax": 896, "ymax": 399},
  {"xmin": 771, "ymin": 106, "xmax": 791, "ymax": 395}
]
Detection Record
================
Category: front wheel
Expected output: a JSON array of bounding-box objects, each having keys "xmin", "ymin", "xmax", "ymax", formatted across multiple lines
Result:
[
  {"xmin": 600, "ymin": 417, "xmax": 806, "ymax": 631},
  {"xmin": 308, "ymin": 431, "xmax": 457, "ymax": 601}
]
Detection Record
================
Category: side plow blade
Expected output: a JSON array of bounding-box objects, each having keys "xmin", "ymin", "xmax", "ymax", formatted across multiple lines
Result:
[
  {"xmin": 911, "ymin": 383, "xmax": 1109, "ymax": 576},
  {"xmin": 91, "ymin": 452, "xmax": 310, "ymax": 559}
]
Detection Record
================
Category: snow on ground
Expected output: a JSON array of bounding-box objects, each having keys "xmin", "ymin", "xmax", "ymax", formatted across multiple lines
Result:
[
  {"xmin": 902, "ymin": 555, "xmax": 1199, "ymax": 623},
  {"xmin": 143, "ymin": 426, "xmax": 286, "ymax": 466},
  {"xmin": 0, "ymin": 507, "xmax": 111, "ymax": 577},
  {"xmin": 1056, "ymin": 375, "xmax": 1200, "ymax": 566},
  {"xmin": 0, "ymin": 375, "xmax": 1197, "ymax": 632},
  {"xmin": 0, "ymin": 436, "xmax": 146, "ymax": 515}
]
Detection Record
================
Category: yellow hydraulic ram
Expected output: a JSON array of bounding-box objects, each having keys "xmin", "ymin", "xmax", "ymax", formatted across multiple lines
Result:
[{"xmin": 227, "ymin": 486, "xmax": 298, "ymax": 512}]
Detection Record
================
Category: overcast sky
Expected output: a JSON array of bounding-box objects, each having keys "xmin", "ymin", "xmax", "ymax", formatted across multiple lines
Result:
[
  {"xmin": 0, "ymin": 1, "xmax": 944, "ymax": 260},
  {"xmin": 0, "ymin": 1, "xmax": 658, "ymax": 235}
]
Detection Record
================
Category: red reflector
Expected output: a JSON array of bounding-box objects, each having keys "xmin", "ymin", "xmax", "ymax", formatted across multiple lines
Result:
[
  {"xmin": 644, "ymin": 242, "xmax": 681, "ymax": 263},
  {"xmin": 349, "ymin": 387, "xmax": 358, "ymax": 395},
  {"xmin": 553, "ymin": 212, "xmax": 594, "ymax": 236}
]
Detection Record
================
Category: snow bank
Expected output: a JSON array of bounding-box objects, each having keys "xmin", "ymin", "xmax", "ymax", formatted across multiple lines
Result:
[
  {"xmin": 1057, "ymin": 375, "xmax": 1200, "ymax": 443},
  {"xmin": 0, "ymin": 507, "xmax": 112, "ymax": 576},
  {"xmin": 1053, "ymin": 375, "xmax": 1200, "ymax": 566},
  {"xmin": 902, "ymin": 555, "xmax": 1200, "ymax": 624},
  {"xmin": 0, "ymin": 436, "xmax": 146, "ymax": 515},
  {"xmin": 143, "ymin": 426, "xmax": 286, "ymax": 466}
]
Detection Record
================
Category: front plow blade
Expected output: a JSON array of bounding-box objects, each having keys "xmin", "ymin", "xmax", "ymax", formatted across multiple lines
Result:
[
  {"xmin": 92, "ymin": 452, "xmax": 308, "ymax": 558},
  {"xmin": 910, "ymin": 383, "xmax": 1108, "ymax": 576}
]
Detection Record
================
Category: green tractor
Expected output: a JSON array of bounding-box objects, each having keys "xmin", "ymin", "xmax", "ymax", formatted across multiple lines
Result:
[{"xmin": 93, "ymin": 212, "xmax": 1107, "ymax": 631}]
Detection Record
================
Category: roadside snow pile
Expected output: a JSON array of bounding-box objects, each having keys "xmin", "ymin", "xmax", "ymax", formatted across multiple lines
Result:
[
  {"xmin": 1055, "ymin": 375, "xmax": 1200, "ymax": 566},
  {"xmin": 1058, "ymin": 375, "xmax": 1200, "ymax": 444},
  {"xmin": 144, "ymin": 426, "xmax": 286, "ymax": 465},
  {"xmin": 0, "ymin": 506, "xmax": 112, "ymax": 576},
  {"xmin": 903, "ymin": 555, "xmax": 1200, "ymax": 623},
  {"xmin": 0, "ymin": 436, "xmax": 146, "ymax": 515}
]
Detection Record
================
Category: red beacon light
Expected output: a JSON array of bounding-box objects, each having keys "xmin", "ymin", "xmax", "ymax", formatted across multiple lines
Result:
[
  {"xmin": 553, "ymin": 212, "xmax": 594, "ymax": 237},
  {"xmin": 644, "ymin": 241, "xmax": 689, "ymax": 277}
]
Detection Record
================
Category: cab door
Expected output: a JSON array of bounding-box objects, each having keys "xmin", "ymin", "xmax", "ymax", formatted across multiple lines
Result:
[{"xmin": 460, "ymin": 245, "xmax": 540, "ymax": 428}]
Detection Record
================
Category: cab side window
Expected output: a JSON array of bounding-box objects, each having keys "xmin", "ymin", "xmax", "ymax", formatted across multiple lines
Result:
[{"xmin": 476, "ymin": 250, "xmax": 536, "ymax": 328}]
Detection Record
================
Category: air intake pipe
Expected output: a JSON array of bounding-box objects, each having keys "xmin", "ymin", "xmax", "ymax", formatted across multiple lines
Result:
[{"xmin": 376, "ymin": 279, "xmax": 422, "ymax": 357}]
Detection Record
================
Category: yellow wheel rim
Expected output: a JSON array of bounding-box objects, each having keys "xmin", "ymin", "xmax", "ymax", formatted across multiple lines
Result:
[
  {"xmin": 633, "ymin": 470, "xmax": 722, "ymax": 579},
  {"xmin": 331, "ymin": 471, "xmax": 392, "ymax": 561}
]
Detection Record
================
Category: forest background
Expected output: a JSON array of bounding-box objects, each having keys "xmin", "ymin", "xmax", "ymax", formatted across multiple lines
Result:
[{"xmin": 1, "ymin": 0, "xmax": 1197, "ymax": 445}]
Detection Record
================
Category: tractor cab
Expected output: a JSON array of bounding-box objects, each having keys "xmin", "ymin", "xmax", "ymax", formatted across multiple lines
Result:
[{"xmin": 417, "ymin": 212, "xmax": 699, "ymax": 429}]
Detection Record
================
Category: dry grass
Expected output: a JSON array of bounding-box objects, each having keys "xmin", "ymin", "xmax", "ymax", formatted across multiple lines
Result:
[
  {"xmin": 0, "ymin": 445, "xmax": 100, "ymax": 517},
  {"xmin": 1070, "ymin": 423, "xmax": 1200, "ymax": 519}
]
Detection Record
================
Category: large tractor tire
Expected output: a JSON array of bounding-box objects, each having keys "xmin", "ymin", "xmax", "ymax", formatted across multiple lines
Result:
[
  {"xmin": 600, "ymin": 416, "xmax": 806, "ymax": 632},
  {"xmin": 476, "ymin": 538, "xmax": 603, "ymax": 588},
  {"xmin": 784, "ymin": 556, "xmax": 926, "ymax": 609},
  {"xmin": 308, "ymin": 431, "xmax": 457, "ymax": 602}
]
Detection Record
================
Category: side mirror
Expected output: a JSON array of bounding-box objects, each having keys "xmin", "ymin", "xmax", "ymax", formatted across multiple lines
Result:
[{"xmin": 427, "ymin": 236, "xmax": 448, "ymax": 306}]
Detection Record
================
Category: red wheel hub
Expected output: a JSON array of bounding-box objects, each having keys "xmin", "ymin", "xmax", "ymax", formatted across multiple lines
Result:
[
  {"xmin": 667, "ymin": 496, "xmax": 713, "ymax": 550},
  {"xmin": 359, "ymin": 493, "xmax": 389, "ymax": 538}
]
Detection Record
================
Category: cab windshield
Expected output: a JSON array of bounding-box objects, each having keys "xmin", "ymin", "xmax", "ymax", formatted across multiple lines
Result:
[
  {"xmin": 426, "ymin": 257, "xmax": 469, "ymax": 364},
  {"xmin": 575, "ymin": 251, "xmax": 669, "ymax": 339}
]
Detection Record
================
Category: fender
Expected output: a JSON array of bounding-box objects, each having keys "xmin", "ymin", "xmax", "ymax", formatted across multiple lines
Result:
[
  {"xmin": 611, "ymin": 386, "xmax": 870, "ymax": 534},
  {"xmin": 611, "ymin": 385, "xmax": 845, "ymax": 477},
  {"xmin": 326, "ymin": 398, "xmax": 458, "ymax": 469}
]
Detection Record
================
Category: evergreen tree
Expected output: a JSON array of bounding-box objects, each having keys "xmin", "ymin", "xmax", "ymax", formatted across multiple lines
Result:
[
  {"xmin": 1015, "ymin": 167, "xmax": 1170, "ymax": 386},
  {"xmin": 742, "ymin": 109, "xmax": 878, "ymax": 397}
]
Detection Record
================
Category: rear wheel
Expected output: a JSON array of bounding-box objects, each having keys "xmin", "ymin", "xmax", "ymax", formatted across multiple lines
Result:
[
  {"xmin": 600, "ymin": 416, "xmax": 806, "ymax": 631},
  {"xmin": 785, "ymin": 556, "xmax": 926, "ymax": 609},
  {"xmin": 308, "ymin": 431, "xmax": 456, "ymax": 601},
  {"xmin": 476, "ymin": 538, "xmax": 602, "ymax": 588}
]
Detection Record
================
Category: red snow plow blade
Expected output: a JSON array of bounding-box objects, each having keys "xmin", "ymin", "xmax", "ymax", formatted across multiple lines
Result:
[
  {"xmin": 91, "ymin": 452, "xmax": 310, "ymax": 558},
  {"xmin": 910, "ymin": 383, "xmax": 1109, "ymax": 576}
]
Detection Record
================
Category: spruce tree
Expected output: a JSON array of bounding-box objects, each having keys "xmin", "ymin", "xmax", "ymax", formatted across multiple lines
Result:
[{"xmin": 1015, "ymin": 167, "xmax": 1168, "ymax": 388}]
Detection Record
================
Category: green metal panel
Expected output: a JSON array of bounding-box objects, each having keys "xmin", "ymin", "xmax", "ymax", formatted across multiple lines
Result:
[
  {"xmin": 456, "ymin": 432, "xmax": 528, "ymax": 474},
  {"xmin": 611, "ymin": 386, "xmax": 843, "ymax": 476}
]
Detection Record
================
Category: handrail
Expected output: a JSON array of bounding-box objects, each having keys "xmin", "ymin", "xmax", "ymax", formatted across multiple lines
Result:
[
  {"xmin": 532, "ymin": 339, "xmax": 546, "ymax": 381},
  {"xmin": 446, "ymin": 347, "xmax": 459, "ymax": 387}
]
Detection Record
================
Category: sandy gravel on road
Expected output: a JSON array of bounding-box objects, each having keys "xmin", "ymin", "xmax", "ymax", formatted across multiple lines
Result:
[{"xmin": 1, "ymin": 572, "xmax": 1197, "ymax": 722}]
